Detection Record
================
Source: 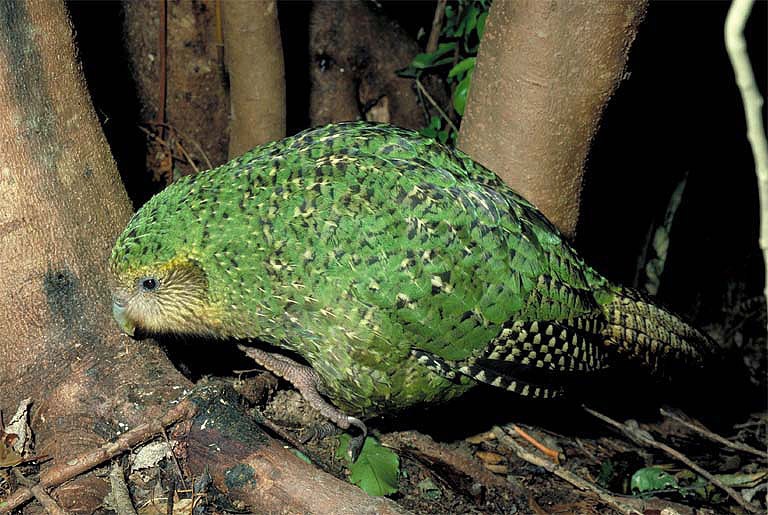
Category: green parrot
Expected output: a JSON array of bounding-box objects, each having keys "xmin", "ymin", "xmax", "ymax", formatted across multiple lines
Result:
[{"xmin": 110, "ymin": 122, "xmax": 714, "ymax": 443}]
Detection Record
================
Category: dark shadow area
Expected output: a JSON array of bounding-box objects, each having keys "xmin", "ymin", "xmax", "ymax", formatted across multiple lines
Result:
[
  {"xmin": 278, "ymin": 0, "xmax": 313, "ymax": 136},
  {"xmin": 67, "ymin": 0, "xmax": 157, "ymax": 208},
  {"xmin": 579, "ymin": 1, "xmax": 767, "ymax": 425}
]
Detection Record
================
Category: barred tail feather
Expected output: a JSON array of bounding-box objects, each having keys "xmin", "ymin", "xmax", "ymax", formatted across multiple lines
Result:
[{"xmin": 601, "ymin": 287, "xmax": 716, "ymax": 376}]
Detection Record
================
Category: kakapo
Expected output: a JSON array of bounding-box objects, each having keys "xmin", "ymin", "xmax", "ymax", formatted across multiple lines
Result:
[{"xmin": 110, "ymin": 122, "xmax": 714, "ymax": 443}]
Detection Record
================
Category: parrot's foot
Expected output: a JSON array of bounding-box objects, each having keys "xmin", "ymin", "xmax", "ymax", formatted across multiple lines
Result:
[
  {"xmin": 300, "ymin": 421, "xmax": 340, "ymax": 443},
  {"xmin": 238, "ymin": 345, "xmax": 368, "ymax": 460}
]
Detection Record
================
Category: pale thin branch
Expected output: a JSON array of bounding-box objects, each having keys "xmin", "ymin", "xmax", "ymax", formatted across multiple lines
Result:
[
  {"xmin": 584, "ymin": 406, "xmax": 761, "ymax": 514},
  {"xmin": 415, "ymin": 78, "xmax": 459, "ymax": 135},
  {"xmin": 426, "ymin": 0, "xmax": 448, "ymax": 54},
  {"xmin": 725, "ymin": 0, "xmax": 768, "ymax": 328},
  {"xmin": 493, "ymin": 426, "xmax": 659, "ymax": 515},
  {"xmin": 11, "ymin": 469, "xmax": 69, "ymax": 515},
  {"xmin": 660, "ymin": 408, "xmax": 768, "ymax": 460},
  {"xmin": 0, "ymin": 401, "xmax": 196, "ymax": 514}
]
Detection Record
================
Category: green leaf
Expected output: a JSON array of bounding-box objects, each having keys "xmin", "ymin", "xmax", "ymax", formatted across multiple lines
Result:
[
  {"xmin": 408, "ymin": 43, "xmax": 457, "ymax": 72},
  {"xmin": 596, "ymin": 460, "xmax": 615, "ymax": 488},
  {"xmin": 337, "ymin": 435, "xmax": 400, "ymax": 496},
  {"xmin": 630, "ymin": 467, "xmax": 678, "ymax": 494},
  {"xmin": 396, "ymin": 65, "xmax": 420, "ymax": 78},
  {"xmin": 448, "ymin": 57, "xmax": 476, "ymax": 79},
  {"xmin": 465, "ymin": 6, "xmax": 479, "ymax": 37},
  {"xmin": 410, "ymin": 52, "xmax": 438, "ymax": 69},
  {"xmin": 453, "ymin": 72, "xmax": 473, "ymax": 116},
  {"xmin": 435, "ymin": 41, "xmax": 458, "ymax": 55},
  {"xmin": 420, "ymin": 126, "xmax": 437, "ymax": 138},
  {"xmin": 477, "ymin": 12, "xmax": 488, "ymax": 39},
  {"xmin": 432, "ymin": 56, "xmax": 457, "ymax": 67}
]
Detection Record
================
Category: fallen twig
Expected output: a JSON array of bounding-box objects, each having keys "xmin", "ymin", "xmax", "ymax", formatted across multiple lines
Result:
[
  {"xmin": 160, "ymin": 427, "xmax": 187, "ymax": 490},
  {"xmin": 492, "ymin": 426, "xmax": 694, "ymax": 515},
  {"xmin": 660, "ymin": 408, "xmax": 768, "ymax": 460},
  {"xmin": 511, "ymin": 424, "xmax": 562, "ymax": 463},
  {"xmin": 584, "ymin": 406, "xmax": 762, "ymax": 514},
  {"xmin": 11, "ymin": 469, "xmax": 69, "ymax": 515},
  {"xmin": 380, "ymin": 430, "xmax": 517, "ymax": 495},
  {"xmin": 0, "ymin": 400, "xmax": 196, "ymax": 514}
]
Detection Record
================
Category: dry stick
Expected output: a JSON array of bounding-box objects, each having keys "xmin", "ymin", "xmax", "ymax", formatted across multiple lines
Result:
[
  {"xmin": 0, "ymin": 401, "xmax": 196, "ymax": 514},
  {"xmin": 735, "ymin": 417, "xmax": 767, "ymax": 429},
  {"xmin": 173, "ymin": 137, "xmax": 201, "ymax": 175},
  {"xmin": 150, "ymin": 122, "xmax": 214, "ymax": 170},
  {"xmin": 726, "ymin": 0, "xmax": 768, "ymax": 332},
  {"xmin": 161, "ymin": 427, "xmax": 188, "ymax": 490},
  {"xmin": 583, "ymin": 406, "xmax": 761, "ymax": 514},
  {"xmin": 492, "ymin": 426, "xmax": 643, "ymax": 515},
  {"xmin": 138, "ymin": 126, "xmax": 201, "ymax": 175},
  {"xmin": 660, "ymin": 408, "xmax": 768, "ymax": 460},
  {"xmin": 415, "ymin": 78, "xmax": 459, "ymax": 134},
  {"xmin": 511, "ymin": 424, "xmax": 561, "ymax": 463},
  {"xmin": 11, "ymin": 469, "xmax": 69, "ymax": 515},
  {"xmin": 380, "ymin": 430, "xmax": 515, "ymax": 493},
  {"xmin": 426, "ymin": 0, "xmax": 448, "ymax": 54}
]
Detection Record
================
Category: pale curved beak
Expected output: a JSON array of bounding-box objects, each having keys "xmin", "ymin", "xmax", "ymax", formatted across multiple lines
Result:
[{"xmin": 112, "ymin": 301, "xmax": 136, "ymax": 337}]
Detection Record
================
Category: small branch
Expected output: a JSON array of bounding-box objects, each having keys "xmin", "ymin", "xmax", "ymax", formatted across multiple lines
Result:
[
  {"xmin": 511, "ymin": 424, "xmax": 561, "ymax": 463},
  {"xmin": 11, "ymin": 469, "xmax": 69, "ymax": 515},
  {"xmin": 493, "ymin": 426, "xmax": 647, "ymax": 515},
  {"xmin": 149, "ymin": 122, "xmax": 214, "ymax": 170},
  {"xmin": 161, "ymin": 427, "xmax": 187, "ymax": 490},
  {"xmin": 415, "ymin": 78, "xmax": 458, "ymax": 135},
  {"xmin": 725, "ymin": 0, "xmax": 768, "ymax": 329},
  {"xmin": 660, "ymin": 408, "xmax": 768, "ymax": 460},
  {"xmin": 0, "ymin": 401, "xmax": 196, "ymax": 514},
  {"xmin": 380, "ymin": 430, "xmax": 517, "ymax": 494},
  {"xmin": 426, "ymin": 0, "xmax": 448, "ymax": 54},
  {"xmin": 584, "ymin": 406, "xmax": 762, "ymax": 514}
]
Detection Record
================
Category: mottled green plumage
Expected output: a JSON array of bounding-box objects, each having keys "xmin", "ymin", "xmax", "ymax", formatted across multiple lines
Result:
[{"xmin": 110, "ymin": 122, "xmax": 713, "ymax": 418}]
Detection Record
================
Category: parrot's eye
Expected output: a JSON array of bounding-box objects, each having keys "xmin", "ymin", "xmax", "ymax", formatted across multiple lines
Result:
[{"xmin": 140, "ymin": 277, "xmax": 159, "ymax": 292}]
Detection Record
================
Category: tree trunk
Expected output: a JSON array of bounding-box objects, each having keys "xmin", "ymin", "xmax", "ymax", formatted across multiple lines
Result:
[
  {"xmin": 458, "ymin": 0, "xmax": 647, "ymax": 238},
  {"xmin": 0, "ymin": 0, "xmax": 188, "ymax": 510},
  {"xmin": 221, "ymin": 0, "xmax": 286, "ymax": 158},
  {"xmin": 309, "ymin": 0, "xmax": 447, "ymax": 129}
]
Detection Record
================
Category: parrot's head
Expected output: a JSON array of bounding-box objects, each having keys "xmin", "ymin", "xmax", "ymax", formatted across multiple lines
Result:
[{"xmin": 109, "ymin": 190, "xmax": 224, "ymax": 339}]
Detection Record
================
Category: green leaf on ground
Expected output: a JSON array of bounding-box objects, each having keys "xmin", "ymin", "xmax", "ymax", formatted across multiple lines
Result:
[
  {"xmin": 337, "ymin": 435, "xmax": 400, "ymax": 496},
  {"xmin": 631, "ymin": 466, "xmax": 678, "ymax": 494}
]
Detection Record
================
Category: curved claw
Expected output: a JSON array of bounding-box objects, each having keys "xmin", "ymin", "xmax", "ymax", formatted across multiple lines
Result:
[
  {"xmin": 347, "ymin": 416, "xmax": 367, "ymax": 438},
  {"xmin": 346, "ymin": 416, "xmax": 368, "ymax": 462}
]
